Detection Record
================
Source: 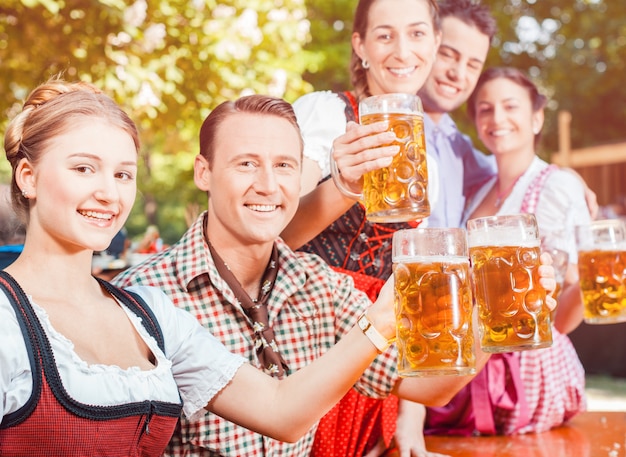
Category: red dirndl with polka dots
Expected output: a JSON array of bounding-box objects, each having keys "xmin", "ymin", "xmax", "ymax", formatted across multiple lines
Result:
[
  {"xmin": 311, "ymin": 268, "xmax": 399, "ymax": 456},
  {"xmin": 302, "ymin": 91, "xmax": 421, "ymax": 456}
]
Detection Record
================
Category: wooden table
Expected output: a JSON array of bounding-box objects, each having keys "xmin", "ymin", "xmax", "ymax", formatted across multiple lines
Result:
[{"xmin": 423, "ymin": 411, "xmax": 626, "ymax": 457}]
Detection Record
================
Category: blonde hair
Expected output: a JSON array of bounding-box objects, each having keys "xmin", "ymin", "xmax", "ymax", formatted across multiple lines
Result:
[{"xmin": 3, "ymin": 77, "xmax": 139, "ymax": 221}]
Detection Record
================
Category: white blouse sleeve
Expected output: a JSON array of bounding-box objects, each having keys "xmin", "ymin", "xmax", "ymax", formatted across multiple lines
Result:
[
  {"xmin": 0, "ymin": 295, "xmax": 30, "ymax": 417},
  {"xmin": 127, "ymin": 286, "xmax": 247, "ymax": 419},
  {"xmin": 293, "ymin": 91, "xmax": 349, "ymax": 179},
  {"xmin": 534, "ymin": 169, "xmax": 592, "ymax": 263}
]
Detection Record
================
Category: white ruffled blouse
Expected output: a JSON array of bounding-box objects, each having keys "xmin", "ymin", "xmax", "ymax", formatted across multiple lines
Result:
[{"xmin": 0, "ymin": 285, "xmax": 245, "ymax": 420}]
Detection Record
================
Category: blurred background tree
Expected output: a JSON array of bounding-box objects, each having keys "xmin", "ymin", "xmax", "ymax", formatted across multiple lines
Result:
[
  {"xmin": 1, "ymin": 0, "xmax": 625, "ymax": 242},
  {"xmin": 0, "ymin": 0, "xmax": 318, "ymax": 243},
  {"xmin": 303, "ymin": 0, "xmax": 626, "ymax": 157}
]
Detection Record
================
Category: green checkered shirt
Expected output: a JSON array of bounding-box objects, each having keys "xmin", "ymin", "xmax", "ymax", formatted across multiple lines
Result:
[{"xmin": 114, "ymin": 212, "xmax": 399, "ymax": 457}]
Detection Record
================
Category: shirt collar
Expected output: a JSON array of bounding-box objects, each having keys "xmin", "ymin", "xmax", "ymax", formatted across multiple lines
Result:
[
  {"xmin": 425, "ymin": 112, "xmax": 459, "ymax": 138},
  {"xmin": 172, "ymin": 211, "xmax": 307, "ymax": 312},
  {"xmin": 166, "ymin": 211, "xmax": 216, "ymax": 292}
]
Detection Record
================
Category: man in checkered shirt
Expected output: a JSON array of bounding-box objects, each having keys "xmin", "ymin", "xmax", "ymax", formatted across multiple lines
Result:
[{"xmin": 113, "ymin": 95, "xmax": 503, "ymax": 456}]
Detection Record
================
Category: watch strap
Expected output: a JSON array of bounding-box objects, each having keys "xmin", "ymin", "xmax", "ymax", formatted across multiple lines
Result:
[{"xmin": 358, "ymin": 312, "xmax": 391, "ymax": 353}]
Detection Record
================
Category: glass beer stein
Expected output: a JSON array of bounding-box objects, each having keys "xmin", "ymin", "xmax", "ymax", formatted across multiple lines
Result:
[
  {"xmin": 576, "ymin": 219, "xmax": 626, "ymax": 324},
  {"xmin": 392, "ymin": 227, "xmax": 475, "ymax": 376},
  {"xmin": 540, "ymin": 229, "xmax": 570, "ymax": 300},
  {"xmin": 331, "ymin": 93, "xmax": 430, "ymax": 223},
  {"xmin": 467, "ymin": 214, "xmax": 552, "ymax": 353}
]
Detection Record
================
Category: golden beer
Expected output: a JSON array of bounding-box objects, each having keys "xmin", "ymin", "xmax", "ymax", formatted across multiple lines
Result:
[
  {"xmin": 394, "ymin": 255, "xmax": 475, "ymax": 376},
  {"xmin": 360, "ymin": 112, "xmax": 429, "ymax": 222},
  {"xmin": 469, "ymin": 244, "xmax": 552, "ymax": 352},
  {"xmin": 577, "ymin": 249, "xmax": 626, "ymax": 324}
]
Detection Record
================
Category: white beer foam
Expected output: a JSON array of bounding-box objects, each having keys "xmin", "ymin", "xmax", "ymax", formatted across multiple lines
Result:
[
  {"xmin": 467, "ymin": 228, "xmax": 539, "ymax": 248},
  {"xmin": 393, "ymin": 254, "xmax": 470, "ymax": 264},
  {"xmin": 580, "ymin": 242, "xmax": 626, "ymax": 252},
  {"xmin": 361, "ymin": 111, "xmax": 424, "ymax": 117}
]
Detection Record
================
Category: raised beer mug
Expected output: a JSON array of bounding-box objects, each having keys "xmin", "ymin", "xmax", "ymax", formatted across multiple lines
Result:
[
  {"xmin": 392, "ymin": 227, "xmax": 475, "ymax": 377},
  {"xmin": 467, "ymin": 214, "xmax": 552, "ymax": 353},
  {"xmin": 330, "ymin": 93, "xmax": 430, "ymax": 223},
  {"xmin": 575, "ymin": 219, "xmax": 626, "ymax": 324}
]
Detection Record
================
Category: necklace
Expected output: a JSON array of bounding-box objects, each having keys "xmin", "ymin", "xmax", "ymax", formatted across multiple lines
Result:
[{"xmin": 494, "ymin": 175, "xmax": 523, "ymax": 208}]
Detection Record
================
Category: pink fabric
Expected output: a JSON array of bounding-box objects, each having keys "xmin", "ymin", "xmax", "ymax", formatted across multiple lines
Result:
[
  {"xmin": 521, "ymin": 164, "xmax": 558, "ymax": 214},
  {"xmin": 426, "ymin": 330, "xmax": 585, "ymax": 436},
  {"xmin": 425, "ymin": 353, "xmax": 530, "ymax": 436},
  {"xmin": 497, "ymin": 330, "xmax": 586, "ymax": 435},
  {"xmin": 424, "ymin": 329, "xmax": 586, "ymax": 436}
]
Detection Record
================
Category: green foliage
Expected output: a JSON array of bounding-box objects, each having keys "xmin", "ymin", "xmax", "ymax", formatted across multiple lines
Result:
[
  {"xmin": 300, "ymin": 0, "xmax": 355, "ymax": 92},
  {"xmin": 0, "ymin": 0, "xmax": 318, "ymax": 242},
  {"xmin": 481, "ymin": 0, "xmax": 626, "ymax": 155},
  {"xmin": 301, "ymin": 0, "xmax": 625, "ymax": 159},
  {"xmin": 2, "ymin": 0, "xmax": 625, "ymax": 241}
]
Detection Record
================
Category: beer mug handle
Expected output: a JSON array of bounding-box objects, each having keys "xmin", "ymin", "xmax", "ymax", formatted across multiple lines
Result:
[{"xmin": 329, "ymin": 147, "xmax": 362, "ymax": 200}]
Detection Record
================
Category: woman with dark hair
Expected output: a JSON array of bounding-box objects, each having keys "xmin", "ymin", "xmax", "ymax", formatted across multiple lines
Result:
[
  {"xmin": 282, "ymin": 0, "xmax": 444, "ymax": 455},
  {"xmin": 423, "ymin": 67, "xmax": 588, "ymax": 438},
  {"xmin": 465, "ymin": 67, "xmax": 587, "ymax": 335}
]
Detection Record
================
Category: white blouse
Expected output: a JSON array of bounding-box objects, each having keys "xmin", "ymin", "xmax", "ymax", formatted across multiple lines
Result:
[
  {"xmin": 0, "ymin": 285, "xmax": 245, "ymax": 420},
  {"xmin": 462, "ymin": 156, "xmax": 592, "ymax": 262},
  {"xmin": 293, "ymin": 90, "xmax": 440, "ymax": 213}
]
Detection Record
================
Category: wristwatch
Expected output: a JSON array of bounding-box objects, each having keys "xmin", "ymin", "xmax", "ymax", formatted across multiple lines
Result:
[{"xmin": 357, "ymin": 312, "xmax": 391, "ymax": 353}]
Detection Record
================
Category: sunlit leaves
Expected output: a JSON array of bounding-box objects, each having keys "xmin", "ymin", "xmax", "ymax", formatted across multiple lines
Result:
[{"xmin": 0, "ymin": 0, "xmax": 319, "ymax": 241}]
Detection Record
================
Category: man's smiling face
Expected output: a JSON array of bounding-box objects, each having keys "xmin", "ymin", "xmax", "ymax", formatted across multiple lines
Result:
[{"xmin": 418, "ymin": 16, "xmax": 491, "ymax": 121}]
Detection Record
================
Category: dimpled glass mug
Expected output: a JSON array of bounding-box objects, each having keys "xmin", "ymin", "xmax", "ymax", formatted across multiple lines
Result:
[
  {"xmin": 392, "ymin": 227, "xmax": 475, "ymax": 377},
  {"xmin": 331, "ymin": 93, "xmax": 430, "ymax": 223},
  {"xmin": 540, "ymin": 229, "xmax": 570, "ymax": 300},
  {"xmin": 467, "ymin": 214, "xmax": 552, "ymax": 353},
  {"xmin": 576, "ymin": 219, "xmax": 626, "ymax": 324}
]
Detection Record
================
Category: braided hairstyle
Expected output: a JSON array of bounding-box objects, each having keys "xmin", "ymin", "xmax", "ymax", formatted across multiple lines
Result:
[{"xmin": 3, "ymin": 77, "xmax": 139, "ymax": 222}]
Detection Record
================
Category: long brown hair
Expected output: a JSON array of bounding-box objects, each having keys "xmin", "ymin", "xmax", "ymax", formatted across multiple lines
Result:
[{"xmin": 468, "ymin": 67, "xmax": 548, "ymax": 147}]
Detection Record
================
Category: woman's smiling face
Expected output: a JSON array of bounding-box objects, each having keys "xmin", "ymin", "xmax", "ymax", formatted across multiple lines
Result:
[
  {"xmin": 353, "ymin": 0, "xmax": 441, "ymax": 96},
  {"xmin": 473, "ymin": 77, "xmax": 544, "ymax": 157}
]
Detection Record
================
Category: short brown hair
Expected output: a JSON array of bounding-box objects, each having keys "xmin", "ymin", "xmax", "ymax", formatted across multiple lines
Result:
[
  {"xmin": 438, "ymin": 0, "xmax": 497, "ymax": 43},
  {"xmin": 199, "ymin": 94, "xmax": 303, "ymax": 166}
]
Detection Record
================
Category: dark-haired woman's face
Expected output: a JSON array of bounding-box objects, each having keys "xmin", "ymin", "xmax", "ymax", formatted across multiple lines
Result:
[
  {"xmin": 472, "ymin": 77, "xmax": 543, "ymax": 156},
  {"xmin": 353, "ymin": 0, "xmax": 440, "ymax": 96}
]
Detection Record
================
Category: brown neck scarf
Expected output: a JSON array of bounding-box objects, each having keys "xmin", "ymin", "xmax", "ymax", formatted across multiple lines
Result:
[{"xmin": 207, "ymin": 240, "xmax": 288, "ymax": 378}]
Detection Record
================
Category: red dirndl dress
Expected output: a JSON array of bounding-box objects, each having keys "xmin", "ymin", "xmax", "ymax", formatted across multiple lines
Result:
[
  {"xmin": 310, "ymin": 268, "xmax": 398, "ymax": 457},
  {"xmin": 301, "ymin": 90, "xmax": 421, "ymax": 456}
]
